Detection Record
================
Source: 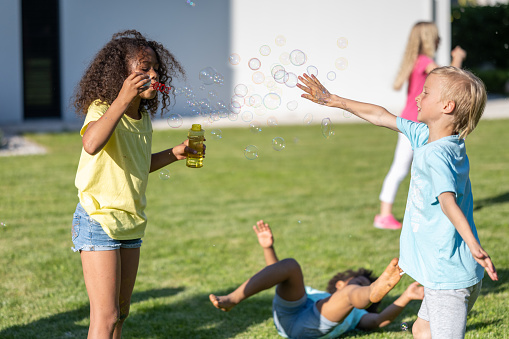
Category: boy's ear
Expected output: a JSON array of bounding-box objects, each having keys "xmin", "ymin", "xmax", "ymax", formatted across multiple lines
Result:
[{"xmin": 443, "ymin": 100, "xmax": 456, "ymax": 114}]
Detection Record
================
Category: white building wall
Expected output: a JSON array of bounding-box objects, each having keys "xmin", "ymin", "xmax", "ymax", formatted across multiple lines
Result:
[
  {"xmin": 1, "ymin": 0, "xmax": 452, "ymax": 128},
  {"xmin": 0, "ymin": 0, "xmax": 24, "ymax": 125}
]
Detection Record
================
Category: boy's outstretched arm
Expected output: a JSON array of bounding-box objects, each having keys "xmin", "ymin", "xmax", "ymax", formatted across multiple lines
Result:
[
  {"xmin": 438, "ymin": 192, "xmax": 498, "ymax": 281},
  {"xmin": 297, "ymin": 74, "xmax": 399, "ymax": 132},
  {"xmin": 357, "ymin": 282, "xmax": 424, "ymax": 330},
  {"xmin": 253, "ymin": 220, "xmax": 279, "ymax": 266}
]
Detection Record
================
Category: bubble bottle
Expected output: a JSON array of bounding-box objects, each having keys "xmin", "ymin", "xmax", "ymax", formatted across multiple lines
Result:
[{"xmin": 186, "ymin": 124, "xmax": 205, "ymax": 168}]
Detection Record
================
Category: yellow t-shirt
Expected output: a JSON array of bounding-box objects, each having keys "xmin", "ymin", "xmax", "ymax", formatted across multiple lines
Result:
[{"xmin": 75, "ymin": 100, "xmax": 152, "ymax": 240}]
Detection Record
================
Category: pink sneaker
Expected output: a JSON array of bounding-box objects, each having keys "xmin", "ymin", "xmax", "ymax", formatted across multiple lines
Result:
[{"xmin": 374, "ymin": 214, "xmax": 402, "ymax": 230}]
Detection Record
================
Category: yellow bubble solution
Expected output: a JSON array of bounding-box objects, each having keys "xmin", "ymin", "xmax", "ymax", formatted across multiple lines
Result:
[{"xmin": 186, "ymin": 124, "xmax": 205, "ymax": 168}]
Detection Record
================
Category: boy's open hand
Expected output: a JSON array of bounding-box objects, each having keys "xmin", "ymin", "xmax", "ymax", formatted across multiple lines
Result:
[
  {"xmin": 471, "ymin": 246, "xmax": 498, "ymax": 281},
  {"xmin": 253, "ymin": 220, "xmax": 274, "ymax": 249},
  {"xmin": 297, "ymin": 74, "xmax": 332, "ymax": 106}
]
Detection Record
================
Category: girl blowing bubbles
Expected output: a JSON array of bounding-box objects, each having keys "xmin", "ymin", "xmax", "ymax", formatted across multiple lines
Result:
[{"xmin": 71, "ymin": 30, "xmax": 197, "ymax": 338}]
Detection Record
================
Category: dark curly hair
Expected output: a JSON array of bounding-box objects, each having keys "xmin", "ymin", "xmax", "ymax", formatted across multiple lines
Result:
[
  {"xmin": 326, "ymin": 268, "xmax": 380, "ymax": 313},
  {"xmin": 72, "ymin": 30, "xmax": 185, "ymax": 117}
]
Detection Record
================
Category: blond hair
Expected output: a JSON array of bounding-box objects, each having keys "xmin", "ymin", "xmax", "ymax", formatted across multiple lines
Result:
[
  {"xmin": 430, "ymin": 66, "xmax": 487, "ymax": 139},
  {"xmin": 393, "ymin": 22, "xmax": 439, "ymax": 90}
]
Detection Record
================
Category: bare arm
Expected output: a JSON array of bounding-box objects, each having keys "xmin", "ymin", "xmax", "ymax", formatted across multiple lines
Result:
[
  {"xmin": 253, "ymin": 220, "xmax": 278, "ymax": 266},
  {"xmin": 357, "ymin": 282, "xmax": 423, "ymax": 330},
  {"xmin": 149, "ymin": 140, "xmax": 199, "ymax": 173},
  {"xmin": 82, "ymin": 72, "xmax": 150, "ymax": 155},
  {"xmin": 297, "ymin": 74, "xmax": 399, "ymax": 132},
  {"xmin": 438, "ymin": 192, "xmax": 498, "ymax": 281}
]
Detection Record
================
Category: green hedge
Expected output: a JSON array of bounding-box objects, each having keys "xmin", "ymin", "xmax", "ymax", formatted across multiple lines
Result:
[{"xmin": 451, "ymin": 4, "xmax": 509, "ymax": 95}]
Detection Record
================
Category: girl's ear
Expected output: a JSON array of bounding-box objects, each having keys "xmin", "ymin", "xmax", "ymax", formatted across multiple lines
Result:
[
  {"xmin": 335, "ymin": 280, "xmax": 347, "ymax": 291},
  {"xmin": 443, "ymin": 100, "xmax": 456, "ymax": 114}
]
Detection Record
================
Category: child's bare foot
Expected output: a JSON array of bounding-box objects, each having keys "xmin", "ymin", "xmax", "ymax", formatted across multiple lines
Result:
[
  {"xmin": 369, "ymin": 258, "xmax": 403, "ymax": 303},
  {"xmin": 209, "ymin": 294, "xmax": 237, "ymax": 312}
]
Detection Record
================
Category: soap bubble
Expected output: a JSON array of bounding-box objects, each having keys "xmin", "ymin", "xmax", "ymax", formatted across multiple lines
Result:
[
  {"xmin": 159, "ymin": 169, "xmax": 170, "ymax": 180},
  {"xmin": 274, "ymin": 70, "xmax": 289, "ymax": 84},
  {"xmin": 250, "ymin": 121, "xmax": 262, "ymax": 133},
  {"xmin": 275, "ymin": 35, "xmax": 286, "ymax": 46},
  {"xmin": 327, "ymin": 71, "xmax": 336, "ymax": 81},
  {"xmin": 287, "ymin": 100, "xmax": 298, "ymax": 111},
  {"xmin": 263, "ymin": 93, "xmax": 281, "ymax": 110},
  {"xmin": 208, "ymin": 90, "xmax": 218, "ymax": 101},
  {"xmin": 248, "ymin": 58, "xmax": 261, "ymax": 70},
  {"xmin": 229, "ymin": 53, "xmax": 241, "ymax": 65},
  {"xmin": 241, "ymin": 111, "xmax": 254, "ymax": 122},
  {"xmin": 303, "ymin": 113, "xmax": 313, "ymax": 124},
  {"xmin": 0, "ymin": 221, "xmax": 7, "ymax": 227},
  {"xmin": 271, "ymin": 64, "xmax": 286, "ymax": 79},
  {"xmin": 244, "ymin": 145, "xmax": 259, "ymax": 160},
  {"xmin": 213, "ymin": 72, "xmax": 224, "ymax": 85},
  {"xmin": 252, "ymin": 71, "xmax": 265, "ymax": 84},
  {"xmin": 267, "ymin": 116, "xmax": 278, "ymax": 127},
  {"xmin": 186, "ymin": 0, "xmax": 196, "ymax": 7},
  {"xmin": 335, "ymin": 57, "xmax": 348, "ymax": 70},
  {"xmin": 321, "ymin": 118, "xmax": 334, "ymax": 138},
  {"xmin": 401, "ymin": 323, "xmax": 409, "ymax": 331},
  {"xmin": 215, "ymin": 100, "xmax": 227, "ymax": 110},
  {"xmin": 199, "ymin": 67, "xmax": 216, "ymax": 85},
  {"xmin": 279, "ymin": 52, "xmax": 290, "ymax": 65},
  {"xmin": 306, "ymin": 65, "xmax": 318, "ymax": 77},
  {"xmin": 231, "ymin": 94, "xmax": 245, "ymax": 107},
  {"xmin": 260, "ymin": 45, "xmax": 271, "ymax": 56},
  {"xmin": 249, "ymin": 94, "xmax": 263, "ymax": 108},
  {"xmin": 210, "ymin": 129, "xmax": 222, "ymax": 140},
  {"xmin": 285, "ymin": 72, "xmax": 298, "ymax": 88},
  {"xmin": 337, "ymin": 37, "xmax": 348, "ymax": 49},
  {"xmin": 199, "ymin": 85, "xmax": 205, "ymax": 91},
  {"xmin": 228, "ymin": 112, "xmax": 239, "ymax": 121},
  {"xmin": 234, "ymin": 84, "xmax": 248, "ymax": 97},
  {"xmin": 272, "ymin": 137, "xmax": 285, "ymax": 151},
  {"xmin": 290, "ymin": 49, "xmax": 307, "ymax": 66},
  {"xmin": 167, "ymin": 114, "xmax": 183, "ymax": 128}
]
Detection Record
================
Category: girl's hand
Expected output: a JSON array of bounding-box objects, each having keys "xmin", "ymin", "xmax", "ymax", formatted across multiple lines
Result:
[
  {"xmin": 403, "ymin": 282, "xmax": 424, "ymax": 301},
  {"xmin": 297, "ymin": 74, "xmax": 332, "ymax": 106},
  {"xmin": 117, "ymin": 72, "xmax": 151, "ymax": 103},
  {"xmin": 451, "ymin": 46, "xmax": 467, "ymax": 62},
  {"xmin": 171, "ymin": 139, "xmax": 207, "ymax": 160},
  {"xmin": 253, "ymin": 220, "xmax": 274, "ymax": 249}
]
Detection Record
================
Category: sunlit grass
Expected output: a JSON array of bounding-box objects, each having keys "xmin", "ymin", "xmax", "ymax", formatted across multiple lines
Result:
[{"xmin": 0, "ymin": 119, "xmax": 507, "ymax": 338}]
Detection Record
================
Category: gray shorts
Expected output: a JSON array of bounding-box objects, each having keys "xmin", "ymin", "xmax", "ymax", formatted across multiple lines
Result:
[{"xmin": 418, "ymin": 281, "xmax": 482, "ymax": 339}]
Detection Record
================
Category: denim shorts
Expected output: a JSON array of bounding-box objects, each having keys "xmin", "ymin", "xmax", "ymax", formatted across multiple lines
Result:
[
  {"xmin": 272, "ymin": 292, "xmax": 338, "ymax": 338},
  {"xmin": 71, "ymin": 203, "xmax": 142, "ymax": 252}
]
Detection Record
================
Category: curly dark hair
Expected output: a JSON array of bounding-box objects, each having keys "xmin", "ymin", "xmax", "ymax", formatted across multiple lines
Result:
[
  {"xmin": 72, "ymin": 30, "xmax": 185, "ymax": 117},
  {"xmin": 326, "ymin": 268, "xmax": 381, "ymax": 313}
]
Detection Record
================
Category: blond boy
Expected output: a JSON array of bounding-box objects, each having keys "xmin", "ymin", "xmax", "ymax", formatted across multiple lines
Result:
[{"xmin": 298, "ymin": 66, "xmax": 498, "ymax": 339}]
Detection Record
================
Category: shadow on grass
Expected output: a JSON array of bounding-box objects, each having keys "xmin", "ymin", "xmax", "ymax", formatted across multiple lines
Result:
[
  {"xmin": 0, "ymin": 287, "xmax": 184, "ymax": 339},
  {"xmin": 123, "ymin": 288, "xmax": 273, "ymax": 338},
  {"xmin": 0, "ymin": 287, "xmax": 273, "ymax": 339},
  {"xmin": 474, "ymin": 191, "xmax": 509, "ymax": 211}
]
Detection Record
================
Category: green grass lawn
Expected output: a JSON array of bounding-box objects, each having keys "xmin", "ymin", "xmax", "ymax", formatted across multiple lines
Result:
[{"xmin": 0, "ymin": 119, "xmax": 507, "ymax": 338}]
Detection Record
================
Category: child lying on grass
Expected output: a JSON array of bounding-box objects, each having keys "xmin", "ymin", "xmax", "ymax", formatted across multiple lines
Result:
[{"xmin": 210, "ymin": 220, "xmax": 423, "ymax": 338}]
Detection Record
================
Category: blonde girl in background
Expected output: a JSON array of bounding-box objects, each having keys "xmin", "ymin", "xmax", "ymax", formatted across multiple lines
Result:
[
  {"xmin": 71, "ymin": 30, "xmax": 198, "ymax": 338},
  {"xmin": 374, "ymin": 21, "xmax": 467, "ymax": 229}
]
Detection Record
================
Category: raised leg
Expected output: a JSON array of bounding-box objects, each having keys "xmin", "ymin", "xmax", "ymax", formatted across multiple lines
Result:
[
  {"xmin": 210, "ymin": 258, "xmax": 305, "ymax": 312},
  {"xmin": 318, "ymin": 258, "xmax": 402, "ymax": 323}
]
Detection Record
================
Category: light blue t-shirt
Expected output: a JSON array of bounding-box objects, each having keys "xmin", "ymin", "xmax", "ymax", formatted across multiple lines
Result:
[
  {"xmin": 397, "ymin": 117, "xmax": 484, "ymax": 290},
  {"xmin": 306, "ymin": 287, "xmax": 367, "ymax": 338}
]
